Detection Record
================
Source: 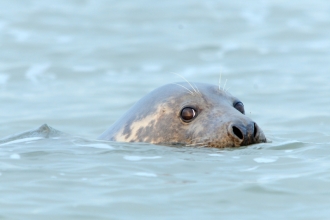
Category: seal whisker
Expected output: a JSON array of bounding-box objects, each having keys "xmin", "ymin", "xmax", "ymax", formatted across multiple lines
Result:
[
  {"xmin": 172, "ymin": 72, "xmax": 198, "ymax": 95},
  {"xmin": 192, "ymin": 82, "xmax": 202, "ymax": 96},
  {"xmin": 223, "ymin": 79, "xmax": 228, "ymax": 91},
  {"xmin": 171, "ymin": 83, "xmax": 194, "ymax": 95},
  {"xmin": 185, "ymin": 143, "xmax": 206, "ymax": 147},
  {"xmin": 187, "ymin": 138, "xmax": 208, "ymax": 147},
  {"xmin": 186, "ymin": 142, "xmax": 207, "ymax": 147},
  {"xmin": 218, "ymin": 72, "xmax": 222, "ymax": 91}
]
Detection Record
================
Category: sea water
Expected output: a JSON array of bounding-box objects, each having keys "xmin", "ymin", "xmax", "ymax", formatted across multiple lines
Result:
[{"xmin": 1, "ymin": 0, "xmax": 330, "ymax": 219}]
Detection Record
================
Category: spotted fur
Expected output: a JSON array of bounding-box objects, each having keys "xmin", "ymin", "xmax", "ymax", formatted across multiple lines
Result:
[{"xmin": 98, "ymin": 82, "xmax": 266, "ymax": 148}]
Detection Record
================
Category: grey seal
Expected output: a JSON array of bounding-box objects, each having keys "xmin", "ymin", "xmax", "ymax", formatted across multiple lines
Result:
[{"xmin": 98, "ymin": 82, "xmax": 266, "ymax": 148}]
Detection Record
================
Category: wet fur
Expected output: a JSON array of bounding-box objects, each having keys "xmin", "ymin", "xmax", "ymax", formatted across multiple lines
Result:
[{"xmin": 99, "ymin": 82, "xmax": 266, "ymax": 148}]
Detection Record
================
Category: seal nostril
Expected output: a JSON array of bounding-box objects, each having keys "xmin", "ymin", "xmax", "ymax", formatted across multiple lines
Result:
[
  {"xmin": 254, "ymin": 123, "xmax": 258, "ymax": 138},
  {"xmin": 233, "ymin": 126, "xmax": 244, "ymax": 140}
]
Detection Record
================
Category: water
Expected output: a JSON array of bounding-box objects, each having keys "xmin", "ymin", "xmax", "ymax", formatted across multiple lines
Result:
[{"xmin": 1, "ymin": 0, "xmax": 330, "ymax": 219}]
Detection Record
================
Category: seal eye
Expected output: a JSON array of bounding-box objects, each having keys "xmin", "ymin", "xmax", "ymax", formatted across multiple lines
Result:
[
  {"xmin": 234, "ymin": 102, "xmax": 245, "ymax": 114},
  {"xmin": 181, "ymin": 107, "xmax": 197, "ymax": 122}
]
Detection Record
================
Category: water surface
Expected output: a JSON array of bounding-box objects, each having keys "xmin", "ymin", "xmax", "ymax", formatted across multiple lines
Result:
[{"xmin": 1, "ymin": 0, "xmax": 330, "ymax": 219}]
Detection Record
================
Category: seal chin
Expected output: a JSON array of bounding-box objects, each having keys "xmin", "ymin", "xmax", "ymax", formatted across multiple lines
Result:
[{"xmin": 228, "ymin": 121, "xmax": 266, "ymax": 146}]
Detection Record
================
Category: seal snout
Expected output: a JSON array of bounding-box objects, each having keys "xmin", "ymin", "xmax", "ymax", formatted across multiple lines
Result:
[{"xmin": 230, "ymin": 121, "xmax": 260, "ymax": 146}]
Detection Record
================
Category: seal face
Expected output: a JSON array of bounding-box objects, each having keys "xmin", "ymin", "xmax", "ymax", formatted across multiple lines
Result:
[{"xmin": 98, "ymin": 82, "xmax": 266, "ymax": 148}]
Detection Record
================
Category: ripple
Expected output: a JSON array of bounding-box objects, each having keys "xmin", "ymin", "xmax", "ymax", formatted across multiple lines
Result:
[
  {"xmin": 123, "ymin": 156, "xmax": 162, "ymax": 161},
  {"xmin": 208, "ymin": 154, "xmax": 223, "ymax": 157},
  {"xmin": 134, "ymin": 172, "xmax": 157, "ymax": 177},
  {"xmin": 240, "ymin": 166, "xmax": 259, "ymax": 172},
  {"xmin": 9, "ymin": 29, "xmax": 30, "ymax": 42},
  {"xmin": 257, "ymin": 174, "xmax": 302, "ymax": 184},
  {"xmin": 0, "ymin": 74, "xmax": 9, "ymax": 85},
  {"xmin": 56, "ymin": 35, "xmax": 73, "ymax": 44},
  {"xmin": 75, "ymin": 143, "xmax": 114, "ymax": 150},
  {"xmin": 10, "ymin": 154, "xmax": 21, "ymax": 160},
  {"xmin": 25, "ymin": 63, "xmax": 52, "ymax": 83},
  {"xmin": 72, "ymin": 65, "xmax": 97, "ymax": 72},
  {"xmin": 269, "ymin": 140, "xmax": 306, "ymax": 150},
  {"xmin": 254, "ymin": 156, "xmax": 278, "ymax": 163},
  {"xmin": 0, "ymin": 137, "xmax": 43, "ymax": 146},
  {"xmin": 0, "ymin": 20, "xmax": 7, "ymax": 31},
  {"xmin": 141, "ymin": 64, "xmax": 162, "ymax": 72}
]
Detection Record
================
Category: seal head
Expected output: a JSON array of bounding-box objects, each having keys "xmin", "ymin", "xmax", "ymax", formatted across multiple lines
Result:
[{"xmin": 99, "ymin": 82, "xmax": 266, "ymax": 148}]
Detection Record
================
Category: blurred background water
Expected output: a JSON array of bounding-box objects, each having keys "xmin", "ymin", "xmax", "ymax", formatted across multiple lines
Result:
[{"xmin": 0, "ymin": 0, "xmax": 330, "ymax": 219}]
